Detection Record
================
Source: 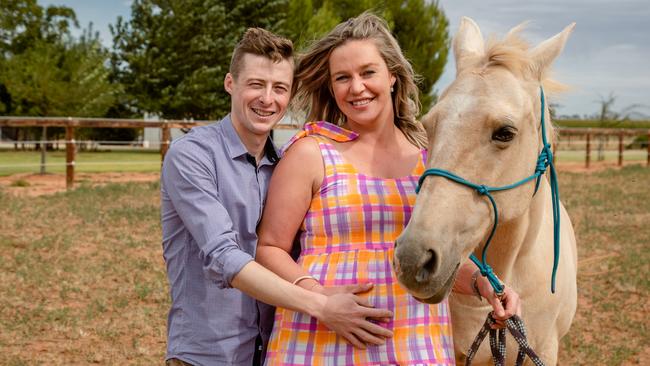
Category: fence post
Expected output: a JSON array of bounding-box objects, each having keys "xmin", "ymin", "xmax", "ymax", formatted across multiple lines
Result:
[
  {"xmin": 40, "ymin": 126, "xmax": 47, "ymax": 174},
  {"xmin": 585, "ymin": 131, "xmax": 591, "ymax": 169},
  {"xmin": 65, "ymin": 125, "xmax": 75, "ymax": 189},
  {"xmin": 647, "ymin": 131, "xmax": 650, "ymax": 167},
  {"xmin": 618, "ymin": 131, "xmax": 624, "ymax": 167},
  {"xmin": 161, "ymin": 122, "xmax": 171, "ymax": 164}
]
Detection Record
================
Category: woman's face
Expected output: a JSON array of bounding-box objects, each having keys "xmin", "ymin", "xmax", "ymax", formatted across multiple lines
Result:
[{"xmin": 328, "ymin": 39, "xmax": 396, "ymax": 128}]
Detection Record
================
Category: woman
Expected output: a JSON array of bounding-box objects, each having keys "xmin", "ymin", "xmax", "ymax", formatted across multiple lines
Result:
[{"xmin": 256, "ymin": 13, "xmax": 520, "ymax": 365}]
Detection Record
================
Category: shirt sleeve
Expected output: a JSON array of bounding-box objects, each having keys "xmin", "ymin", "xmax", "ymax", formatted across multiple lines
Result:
[{"xmin": 161, "ymin": 139, "xmax": 252, "ymax": 288}]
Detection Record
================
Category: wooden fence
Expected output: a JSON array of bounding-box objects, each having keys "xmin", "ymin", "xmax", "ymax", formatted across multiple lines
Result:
[
  {"xmin": 1, "ymin": 118, "xmax": 648, "ymax": 189},
  {"xmin": 0, "ymin": 117, "xmax": 298, "ymax": 189},
  {"xmin": 558, "ymin": 128, "xmax": 650, "ymax": 169}
]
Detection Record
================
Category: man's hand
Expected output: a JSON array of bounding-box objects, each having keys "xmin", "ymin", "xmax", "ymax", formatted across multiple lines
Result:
[
  {"xmin": 311, "ymin": 282, "xmax": 391, "ymax": 323},
  {"xmin": 311, "ymin": 282, "xmax": 394, "ymax": 348},
  {"xmin": 478, "ymin": 280, "xmax": 522, "ymax": 329}
]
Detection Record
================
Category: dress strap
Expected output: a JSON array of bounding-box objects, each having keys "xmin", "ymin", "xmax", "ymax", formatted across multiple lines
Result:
[{"xmin": 280, "ymin": 121, "xmax": 358, "ymax": 156}]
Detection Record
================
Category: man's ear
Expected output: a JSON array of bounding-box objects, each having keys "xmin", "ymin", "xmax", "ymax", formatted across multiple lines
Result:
[{"xmin": 224, "ymin": 73, "xmax": 234, "ymax": 94}]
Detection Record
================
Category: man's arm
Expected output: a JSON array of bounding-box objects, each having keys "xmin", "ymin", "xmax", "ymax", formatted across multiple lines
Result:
[
  {"xmin": 162, "ymin": 140, "xmax": 251, "ymax": 288},
  {"xmin": 232, "ymin": 261, "xmax": 392, "ymax": 349}
]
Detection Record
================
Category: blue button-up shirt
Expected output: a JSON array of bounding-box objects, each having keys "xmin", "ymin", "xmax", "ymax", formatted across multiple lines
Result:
[{"xmin": 161, "ymin": 115, "xmax": 277, "ymax": 366}]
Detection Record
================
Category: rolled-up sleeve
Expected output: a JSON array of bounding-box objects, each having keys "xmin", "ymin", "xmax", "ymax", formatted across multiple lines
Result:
[{"xmin": 162, "ymin": 140, "xmax": 252, "ymax": 288}]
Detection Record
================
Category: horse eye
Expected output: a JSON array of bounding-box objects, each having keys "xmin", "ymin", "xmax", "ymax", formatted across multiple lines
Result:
[{"xmin": 492, "ymin": 126, "xmax": 517, "ymax": 143}]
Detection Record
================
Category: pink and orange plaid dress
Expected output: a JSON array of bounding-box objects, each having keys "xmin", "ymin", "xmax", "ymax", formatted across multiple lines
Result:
[{"xmin": 265, "ymin": 121, "xmax": 455, "ymax": 365}]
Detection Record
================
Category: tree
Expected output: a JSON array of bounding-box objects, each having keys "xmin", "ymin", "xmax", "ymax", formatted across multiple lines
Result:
[
  {"xmin": 0, "ymin": 1, "xmax": 127, "ymax": 143},
  {"xmin": 2, "ymin": 30, "xmax": 120, "ymax": 118},
  {"xmin": 0, "ymin": 0, "xmax": 78, "ymax": 56},
  {"xmin": 111, "ymin": 0, "xmax": 288, "ymax": 120},
  {"xmin": 593, "ymin": 92, "xmax": 645, "ymax": 161},
  {"xmin": 284, "ymin": 0, "xmax": 449, "ymax": 112},
  {"xmin": 111, "ymin": 0, "xmax": 448, "ymax": 119}
]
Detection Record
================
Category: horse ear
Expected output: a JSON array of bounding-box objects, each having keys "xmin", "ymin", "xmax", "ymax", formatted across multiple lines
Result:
[
  {"xmin": 453, "ymin": 17, "xmax": 485, "ymax": 75},
  {"xmin": 529, "ymin": 23, "xmax": 576, "ymax": 80}
]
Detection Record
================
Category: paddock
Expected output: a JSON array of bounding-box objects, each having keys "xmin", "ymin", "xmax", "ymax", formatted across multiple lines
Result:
[{"xmin": 0, "ymin": 118, "xmax": 648, "ymax": 365}]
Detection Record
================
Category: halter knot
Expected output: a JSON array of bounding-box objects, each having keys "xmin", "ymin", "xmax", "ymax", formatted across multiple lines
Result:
[
  {"xmin": 480, "ymin": 264, "xmax": 494, "ymax": 278},
  {"xmin": 535, "ymin": 144, "xmax": 553, "ymax": 174},
  {"xmin": 476, "ymin": 185, "xmax": 489, "ymax": 195}
]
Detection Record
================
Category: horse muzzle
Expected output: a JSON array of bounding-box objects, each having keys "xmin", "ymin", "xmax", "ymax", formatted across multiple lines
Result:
[{"xmin": 393, "ymin": 237, "xmax": 460, "ymax": 304}]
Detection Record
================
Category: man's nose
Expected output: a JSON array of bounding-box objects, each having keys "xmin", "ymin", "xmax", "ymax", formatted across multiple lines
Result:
[{"xmin": 259, "ymin": 87, "xmax": 273, "ymax": 104}]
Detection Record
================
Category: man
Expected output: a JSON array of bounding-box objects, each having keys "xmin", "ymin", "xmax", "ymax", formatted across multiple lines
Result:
[{"xmin": 161, "ymin": 28, "xmax": 393, "ymax": 366}]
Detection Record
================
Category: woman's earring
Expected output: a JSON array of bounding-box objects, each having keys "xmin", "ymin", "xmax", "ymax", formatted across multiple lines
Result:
[{"xmin": 390, "ymin": 86, "xmax": 394, "ymax": 93}]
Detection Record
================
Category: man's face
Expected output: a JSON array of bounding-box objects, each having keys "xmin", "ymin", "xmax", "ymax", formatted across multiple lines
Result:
[{"xmin": 224, "ymin": 53, "xmax": 293, "ymax": 138}]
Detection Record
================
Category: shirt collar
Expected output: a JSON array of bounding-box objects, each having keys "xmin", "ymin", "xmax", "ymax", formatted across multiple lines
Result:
[{"xmin": 221, "ymin": 114, "xmax": 279, "ymax": 166}]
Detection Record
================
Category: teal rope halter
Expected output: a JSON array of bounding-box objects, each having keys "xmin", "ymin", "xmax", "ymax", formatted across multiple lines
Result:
[{"xmin": 416, "ymin": 87, "xmax": 561, "ymax": 294}]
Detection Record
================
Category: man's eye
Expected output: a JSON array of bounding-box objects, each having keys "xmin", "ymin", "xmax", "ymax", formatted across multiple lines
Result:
[{"xmin": 492, "ymin": 126, "xmax": 517, "ymax": 142}]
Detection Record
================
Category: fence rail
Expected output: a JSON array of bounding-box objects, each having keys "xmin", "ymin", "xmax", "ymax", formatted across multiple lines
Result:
[
  {"xmin": 0, "ymin": 117, "xmax": 300, "ymax": 189},
  {"xmin": 1, "ymin": 118, "xmax": 648, "ymax": 189},
  {"xmin": 557, "ymin": 128, "xmax": 650, "ymax": 169}
]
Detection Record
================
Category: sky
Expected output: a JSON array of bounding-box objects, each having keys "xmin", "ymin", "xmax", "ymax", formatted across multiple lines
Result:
[{"xmin": 40, "ymin": 0, "xmax": 650, "ymax": 118}]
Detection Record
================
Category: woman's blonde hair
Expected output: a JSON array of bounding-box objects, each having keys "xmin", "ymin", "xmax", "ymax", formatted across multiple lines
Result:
[{"xmin": 293, "ymin": 12, "xmax": 427, "ymax": 148}]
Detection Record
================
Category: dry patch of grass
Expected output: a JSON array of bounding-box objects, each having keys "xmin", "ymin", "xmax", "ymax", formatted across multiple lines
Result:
[
  {"xmin": 558, "ymin": 165, "xmax": 649, "ymax": 365},
  {"xmin": 0, "ymin": 182, "xmax": 167, "ymax": 365},
  {"xmin": 0, "ymin": 166, "xmax": 648, "ymax": 364}
]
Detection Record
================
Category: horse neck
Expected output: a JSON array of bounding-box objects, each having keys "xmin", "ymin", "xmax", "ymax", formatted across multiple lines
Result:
[{"xmin": 477, "ymin": 178, "xmax": 550, "ymax": 280}]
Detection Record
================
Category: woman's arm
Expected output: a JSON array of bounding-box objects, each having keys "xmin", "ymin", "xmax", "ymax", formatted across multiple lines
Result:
[{"xmin": 256, "ymin": 137, "xmax": 324, "ymax": 289}]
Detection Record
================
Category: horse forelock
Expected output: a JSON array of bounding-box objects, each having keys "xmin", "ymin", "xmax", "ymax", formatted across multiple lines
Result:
[
  {"xmin": 468, "ymin": 27, "xmax": 563, "ymax": 144},
  {"xmin": 477, "ymin": 27, "xmax": 567, "ymax": 92}
]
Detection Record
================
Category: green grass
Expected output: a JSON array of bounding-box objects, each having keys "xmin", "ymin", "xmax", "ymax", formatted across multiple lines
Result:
[
  {"xmin": 555, "ymin": 149, "xmax": 647, "ymax": 163},
  {"xmin": 0, "ymin": 149, "xmax": 162, "ymax": 176},
  {"xmin": 556, "ymin": 119, "xmax": 650, "ymax": 129},
  {"xmin": 0, "ymin": 167, "xmax": 648, "ymax": 364}
]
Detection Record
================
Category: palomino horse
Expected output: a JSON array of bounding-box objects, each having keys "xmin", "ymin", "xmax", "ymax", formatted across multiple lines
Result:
[{"xmin": 394, "ymin": 18, "xmax": 577, "ymax": 365}]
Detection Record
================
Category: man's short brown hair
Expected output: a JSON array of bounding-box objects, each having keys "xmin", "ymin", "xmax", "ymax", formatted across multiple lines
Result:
[{"xmin": 229, "ymin": 28, "xmax": 293, "ymax": 79}]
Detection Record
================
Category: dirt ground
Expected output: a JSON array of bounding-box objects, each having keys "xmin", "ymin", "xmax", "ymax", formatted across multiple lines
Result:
[
  {"xmin": 1, "ymin": 161, "xmax": 646, "ymax": 197},
  {"xmin": 0, "ymin": 171, "xmax": 160, "ymax": 197}
]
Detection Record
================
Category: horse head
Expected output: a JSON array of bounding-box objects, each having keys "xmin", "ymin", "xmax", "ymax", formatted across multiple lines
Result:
[{"xmin": 394, "ymin": 17, "xmax": 575, "ymax": 303}]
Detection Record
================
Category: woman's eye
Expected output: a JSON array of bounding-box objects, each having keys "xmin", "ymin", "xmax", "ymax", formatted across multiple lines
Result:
[
  {"xmin": 335, "ymin": 75, "xmax": 348, "ymax": 82},
  {"xmin": 492, "ymin": 126, "xmax": 517, "ymax": 142}
]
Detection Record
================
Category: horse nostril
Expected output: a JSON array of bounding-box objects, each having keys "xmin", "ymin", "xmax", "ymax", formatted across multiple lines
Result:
[{"xmin": 415, "ymin": 249, "xmax": 438, "ymax": 283}]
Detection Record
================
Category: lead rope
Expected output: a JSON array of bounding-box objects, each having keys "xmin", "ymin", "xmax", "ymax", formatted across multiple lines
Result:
[{"xmin": 465, "ymin": 314, "xmax": 545, "ymax": 366}]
